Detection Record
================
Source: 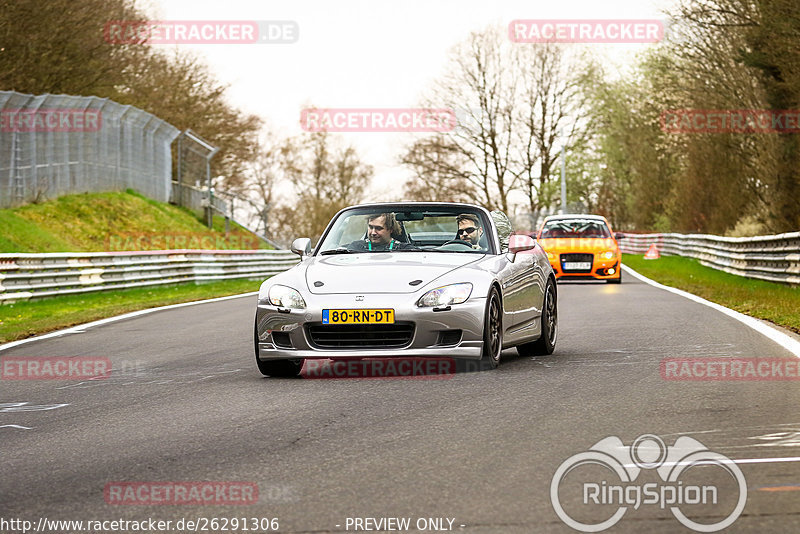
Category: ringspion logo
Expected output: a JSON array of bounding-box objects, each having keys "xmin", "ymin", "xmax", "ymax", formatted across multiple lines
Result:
[{"xmin": 551, "ymin": 434, "xmax": 746, "ymax": 532}]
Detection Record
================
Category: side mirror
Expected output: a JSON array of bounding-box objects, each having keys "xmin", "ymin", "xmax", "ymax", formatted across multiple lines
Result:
[
  {"xmin": 614, "ymin": 232, "xmax": 624, "ymax": 240},
  {"xmin": 508, "ymin": 234, "xmax": 536, "ymax": 254},
  {"xmin": 290, "ymin": 237, "xmax": 312, "ymax": 257}
]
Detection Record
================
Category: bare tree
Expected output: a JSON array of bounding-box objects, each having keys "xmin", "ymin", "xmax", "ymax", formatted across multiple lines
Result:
[
  {"xmin": 120, "ymin": 49, "xmax": 262, "ymax": 191},
  {"xmin": 515, "ymin": 43, "xmax": 598, "ymax": 216},
  {"xmin": 269, "ymin": 131, "xmax": 373, "ymax": 245},
  {"xmin": 402, "ymin": 26, "xmax": 597, "ymax": 215},
  {"xmin": 403, "ymin": 26, "xmax": 520, "ymax": 212},
  {"xmin": 401, "ymin": 137, "xmax": 478, "ymax": 203},
  {"xmin": 233, "ymin": 132, "xmax": 285, "ymax": 237}
]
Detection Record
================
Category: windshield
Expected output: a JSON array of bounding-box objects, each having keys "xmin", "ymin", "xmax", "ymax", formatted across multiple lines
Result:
[
  {"xmin": 540, "ymin": 219, "xmax": 612, "ymax": 239},
  {"xmin": 316, "ymin": 207, "xmax": 495, "ymax": 255}
]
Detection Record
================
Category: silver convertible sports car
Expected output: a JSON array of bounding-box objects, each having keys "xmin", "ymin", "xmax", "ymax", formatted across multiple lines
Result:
[{"xmin": 254, "ymin": 202, "xmax": 557, "ymax": 376}]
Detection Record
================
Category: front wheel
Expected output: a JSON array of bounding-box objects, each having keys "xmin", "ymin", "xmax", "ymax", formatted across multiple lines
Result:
[
  {"xmin": 479, "ymin": 288, "xmax": 503, "ymax": 369},
  {"xmin": 256, "ymin": 358, "xmax": 304, "ymax": 377},
  {"xmin": 518, "ymin": 279, "xmax": 557, "ymax": 357},
  {"xmin": 254, "ymin": 318, "xmax": 304, "ymax": 377}
]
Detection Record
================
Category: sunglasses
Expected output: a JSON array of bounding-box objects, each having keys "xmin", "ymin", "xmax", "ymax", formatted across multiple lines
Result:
[{"xmin": 458, "ymin": 227, "xmax": 477, "ymax": 235}]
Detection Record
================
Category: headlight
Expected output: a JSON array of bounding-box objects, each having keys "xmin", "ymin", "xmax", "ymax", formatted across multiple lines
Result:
[
  {"xmin": 267, "ymin": 284, "xmax": 306, "ymax": 309},
  {"xmin": 417, "ymin": 283, "xmax": 473, "ymax": 307},
  {"xmin": 546, "ymin": 251, "xmax": 557, "ymax": 261},
  {"xmin": 599, "ymin": 250, "xmax": 616, "ymax": 260}
]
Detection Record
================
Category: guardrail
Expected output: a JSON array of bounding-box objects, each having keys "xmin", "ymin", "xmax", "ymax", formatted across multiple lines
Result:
[
  {"xmin": 0, "ymin": 249, "xmax": 299, "ymax": 303},
  {"xmin": 618, "ymin": 232, "xmax": 800, "ymax": 285}
]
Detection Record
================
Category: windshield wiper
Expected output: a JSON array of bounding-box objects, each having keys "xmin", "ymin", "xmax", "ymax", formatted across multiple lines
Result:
[{"xmin": 319, "ymin": 247, "xmax": 358, "ymax": 255}]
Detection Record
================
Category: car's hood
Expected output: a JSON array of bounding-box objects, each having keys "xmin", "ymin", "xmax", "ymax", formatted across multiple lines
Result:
[
  {"xmin": 304, "ymin": 252, "xmax": 483, "ymax": 294},
  {"xmin": 538, "ymin": 237, "xmax": 618, "ymax": 254}
]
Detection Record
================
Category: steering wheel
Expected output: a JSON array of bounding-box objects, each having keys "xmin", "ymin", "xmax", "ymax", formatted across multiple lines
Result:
[{"xmin": 441, "ymin": 239, "xmax": 475, "ymax": 248}]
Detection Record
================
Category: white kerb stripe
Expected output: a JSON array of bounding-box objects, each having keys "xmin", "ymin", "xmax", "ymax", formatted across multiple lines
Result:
[{"xmin": 0, "ymin": 291, "xmax": 258, "ymax": 352}]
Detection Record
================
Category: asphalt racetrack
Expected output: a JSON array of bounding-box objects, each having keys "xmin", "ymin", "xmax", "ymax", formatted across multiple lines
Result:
[{"xmin": 2, "ymin": 271, "xmax": 800, "ymax": 533}]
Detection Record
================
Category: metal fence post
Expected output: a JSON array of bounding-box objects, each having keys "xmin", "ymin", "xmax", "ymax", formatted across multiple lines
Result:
[{"xmin": 177, "ymin": 131, "xmax": 183, "ymax": 207}]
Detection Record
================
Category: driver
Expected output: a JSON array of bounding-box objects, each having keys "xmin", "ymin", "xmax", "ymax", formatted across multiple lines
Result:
[
  {"xmin": 348, "ymin": 213, "xmax": 413, "ymax": 251},
  {"xmin": 456, "ymin": 213, "xmax": 485, "ymax": 249}
]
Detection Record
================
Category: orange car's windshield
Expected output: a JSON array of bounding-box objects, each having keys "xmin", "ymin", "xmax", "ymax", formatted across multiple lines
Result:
[{"xmin": 540, "ymin": 220, "xmax": 611, "ymax": 239}]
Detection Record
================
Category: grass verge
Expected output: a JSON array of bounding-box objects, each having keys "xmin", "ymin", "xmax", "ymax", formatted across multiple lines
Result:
[
  {"xmin": 0, "ymin": 190, "xmax": 269, "ymax": 253},
  {"xmin": 623, "ymin": 253, "xmax": 800, "ymax": 335},
  {"xmin": 0, "ymin": 278, "xmax": 263, "ymax": 344}
]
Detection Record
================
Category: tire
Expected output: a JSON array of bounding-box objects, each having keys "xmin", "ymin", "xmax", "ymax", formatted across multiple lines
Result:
[
  {"xmin": 606, "ymin": 270, "xmax": 622, "ymax": 284},
  {"xmin": 518, "ymin": 279, "xmax": 557, "ymax": 356},
  {"xmin": 478, "ymin": 288, "xmax": 503, "ymax": 369},
  {"xmin": 257, "ymin": 358, "xmax": 303, "ymax": 377},
  {"xmin": 254, "ymin": 318, "xmax": 304, "ymax": 377}
]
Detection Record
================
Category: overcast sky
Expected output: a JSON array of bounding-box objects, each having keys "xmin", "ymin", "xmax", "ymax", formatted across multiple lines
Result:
[{"xmin": 146, "ymin": 0, "xmax": 679, "ymax": 202}]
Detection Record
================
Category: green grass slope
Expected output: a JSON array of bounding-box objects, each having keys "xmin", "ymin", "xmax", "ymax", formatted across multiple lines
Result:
[{"xmin": 0, "ymin": 189, "xmax": 268, "ymax": 253}]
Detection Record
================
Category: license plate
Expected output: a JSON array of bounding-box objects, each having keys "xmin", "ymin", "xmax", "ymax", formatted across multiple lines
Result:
[
  {"xmin": 563, "ymin": 262, "xmax": 591, "ymax": 270},
  {"xmin": 322, "ymin": 309, "xmax": 395, "ymax": 324}
]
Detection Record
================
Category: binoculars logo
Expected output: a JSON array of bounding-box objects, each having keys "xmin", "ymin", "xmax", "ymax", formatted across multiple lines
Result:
[{"xmin": 550, "ymin": 434, "xmax": 747, "ymax": 532}]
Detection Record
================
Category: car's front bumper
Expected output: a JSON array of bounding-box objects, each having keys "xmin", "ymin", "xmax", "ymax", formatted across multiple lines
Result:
[
  {"xmin": 255, "ymin": 294, "xmax": 487, "ymax": 361},
  {"xmin": 549, "ymin": 259, "xmax": 620, "ymax": 280}
]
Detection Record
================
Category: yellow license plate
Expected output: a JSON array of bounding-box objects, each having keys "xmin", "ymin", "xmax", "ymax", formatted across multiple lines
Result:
[{"xmin": 322, "ymin": 309, "xmax": 395, "ymax": 324}]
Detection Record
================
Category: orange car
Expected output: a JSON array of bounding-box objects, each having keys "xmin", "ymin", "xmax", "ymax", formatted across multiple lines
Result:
[{"xmin": 536, "ymin": 214, "xmax": 622, "ymax": 284}]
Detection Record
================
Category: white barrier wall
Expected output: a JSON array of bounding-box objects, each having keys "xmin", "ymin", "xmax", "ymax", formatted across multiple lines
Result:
[
  {"xmin": 619, "ymin": 232, "xmax": 800, "ymax": 285},
  {"xmin": 0, "ymin": 249, "xmax": 299, "ymax": 302}
]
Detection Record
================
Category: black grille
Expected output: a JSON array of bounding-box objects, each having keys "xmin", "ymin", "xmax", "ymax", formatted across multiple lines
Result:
[
  {"xmin": 306, "ymin": 323, "xmax": 415, "ymax": 349},
  {"xmin": 560, "ymin": 253, "xmax": 593, "ymax": 273}
]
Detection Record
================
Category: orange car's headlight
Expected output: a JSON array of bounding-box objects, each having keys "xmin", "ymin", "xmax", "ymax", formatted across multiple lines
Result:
[
  {"xmin": 598, "ymin": 250, "xmax": 617, "ymax": 260},
  {"xmin": 546, "ymin": 251, "xmax": 557, "ymax": 261}
]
